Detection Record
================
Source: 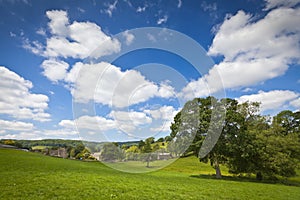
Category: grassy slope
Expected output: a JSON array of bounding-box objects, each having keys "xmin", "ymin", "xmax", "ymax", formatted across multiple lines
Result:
[{"xmin": 0, "ymin": 148, "xmax": 299, "ymax": 200}]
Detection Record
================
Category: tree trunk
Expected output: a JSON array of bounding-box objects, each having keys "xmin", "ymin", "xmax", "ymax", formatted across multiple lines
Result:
[
  {"xmin": 256, "ymin": 172, "xmax": 263, "ymax": 181},
  {"xmin": 215, "ymin": 159, "xmax": 222, "ymax": 179}
]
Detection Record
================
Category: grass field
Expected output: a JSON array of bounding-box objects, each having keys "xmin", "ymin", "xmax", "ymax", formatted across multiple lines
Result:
[{"xmin": 0, "ymin": 148, "xmax": 299, "ymax": 200}]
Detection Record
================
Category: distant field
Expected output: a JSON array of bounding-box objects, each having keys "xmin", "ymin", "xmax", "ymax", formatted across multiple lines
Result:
[
  {"xmin": 31, "ymin": 146, "xmax": 50, "ymax": 150},
  {"xmin": 0, "ymin": 148, "xmax": 299, "ymax": 200}
]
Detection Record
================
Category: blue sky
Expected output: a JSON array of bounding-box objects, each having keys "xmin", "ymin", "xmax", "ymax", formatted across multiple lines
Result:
[{"xmin": 0, "ymin": 0, "xmax": 299, "ymax": 141}]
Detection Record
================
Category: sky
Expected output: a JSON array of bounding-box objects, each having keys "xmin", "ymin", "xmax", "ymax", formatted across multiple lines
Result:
[{"xmin": 0, "ymin": 0, "xmax": 299, "ymax": 142}]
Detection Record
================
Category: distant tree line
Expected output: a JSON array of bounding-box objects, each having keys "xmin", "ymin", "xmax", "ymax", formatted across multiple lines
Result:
[
  {"xmin": 0, "ymin": 139, "xmax": 96, "ymax": 160},
  {"xmin": 99, "ymin": 137, "xmax": 170, "ymax": 167}
]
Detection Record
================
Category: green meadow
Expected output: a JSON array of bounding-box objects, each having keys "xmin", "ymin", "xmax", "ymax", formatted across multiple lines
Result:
[{"xmin": 0, "ymin": 148, "xmax": 299, "ymax": 200}]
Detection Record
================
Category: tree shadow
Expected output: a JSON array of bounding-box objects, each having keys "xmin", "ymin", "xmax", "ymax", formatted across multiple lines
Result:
[{"xmin": 190, "ymin": 174, "xmax": 300, "ymax": 187}]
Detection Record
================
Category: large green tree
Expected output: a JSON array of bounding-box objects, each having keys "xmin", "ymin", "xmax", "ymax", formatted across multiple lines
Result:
[
  {"xmin": 170, "ymin": 96, "xmax": 227, "ymax": 178},
  {"xmin": 169, "ymin": 97, "xmax": 300, "ymax": 180}
]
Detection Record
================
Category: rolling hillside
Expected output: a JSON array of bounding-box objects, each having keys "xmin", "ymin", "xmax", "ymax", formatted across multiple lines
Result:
[{"xmin": 0, "ymin": 148, "xmax": 299, "ymax": 200}]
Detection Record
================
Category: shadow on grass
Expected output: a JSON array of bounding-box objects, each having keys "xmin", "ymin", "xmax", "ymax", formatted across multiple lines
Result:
[{"xmin": 190, "ymin": 174, "xmax": 300, "ymax": 187}]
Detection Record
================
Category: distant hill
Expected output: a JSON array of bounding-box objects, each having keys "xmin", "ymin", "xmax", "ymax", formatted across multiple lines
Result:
[{"xmin": 0, "ymin": 139, "xmax": 139, "ymax": 152}]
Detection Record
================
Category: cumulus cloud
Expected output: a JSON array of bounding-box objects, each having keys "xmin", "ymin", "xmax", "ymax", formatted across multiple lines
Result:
[
  {"xmin": 0, "ymin": 119, "xmax": 34, "ymax": 131},
  {"xmin": 144, "ymin": 105, "xmax": 180, "ymax": 133},
  {"xmin": 46, "ymin": 10, "xmax": 69, "ymax": 36},
  {"xmin": 290, "ymin": 97, "xmax": 300, "ymax": 110},
  {"xmin": 41, "ymin": 59, "xmax": 69, "ymax": 82},
  {"xmin": 25, "ymin": 10, "xmax": 121, "ymax": 60},
  {"xmin": 22, "ymin": 38, "xmax": 44, "ymax": 55},
  {"xmin": 60, "ymin": 115, "xmax": 116, "ymax": 131},
  {"xmin": 110, "ymin": 110, "xmax": 152, "ymax": 133},
  {"xmin": 1, "ymin": 128, "xmax": 79, "ymax": 140},
  {"xmin": 1, "ymin": 118, "xmax": 79, "ymax": 140},
  {"xmin": 1, "ymin": 132, "xmax": 43, "ymax": 140},
  {"xmin": 181, "ymin": 6, "xmax": 300, "ymax": 99},
  {"xmin": 44, "ymin": 18, "xmax": 121, "ymax": 59},
  {"xmin": 36, "ymin": 28, "xmax": 46, "ymax": 36},
  {"xmin": 236, "ymin": 90, "xmax": 299, "ymax": 112},
  {"xmin": 58, "ymin": 106, "xmax": 180, "ymax": 140},
  {"xmin": 22, "ymin": 9, "xmax": 122, "ymax": 85},
  {"xmin": 122, "ymin": 30, "xmax": 134, "ymax": 45},
  {"xmin": 60, "ymin": 110, "xmax": 152, "ymax": 137},
  {"xmin": 65, "ymin": 62, "xmax": 176, "ymax": 108},
  {"xmin": 0, "ymin": 66, "xmax": 50, "ymax": 122},
  {"xmin": 264, "ymin": 0, "xmax": 300, "ymax": 10},
  {"xmin": 208, "ymin": 9, "xmax": 300, "ymax": 61},
  {"xmin": 144, "ymin": 105, "xmax": 178, "ymax": 120},
  {"xmin": 66, "ymin": 62, "xmax": 124, "ymax": 105}
]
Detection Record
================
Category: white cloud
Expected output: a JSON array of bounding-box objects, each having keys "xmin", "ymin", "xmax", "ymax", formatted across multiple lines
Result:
[
  {"xmin": 58, "ymin": 105, "xmax": 181, "ymax": 138},
  {"xmin": 264, "ymin": 0, "xmax": 300, "ymax": 10},
  {"xmin": 201, "ymin": 1, "xmax": 217, "ymax": 12},
  {"xmin": 26, "ymin": 10, "xmax": 122, "ymax": 83},
  {"xmin": 60, "ymin": 115, "xmax": 116, "ymax": 131},
  {"xmin": 0, "ymin": 128, "xmax": 79, "ymax": 140},
  {"xmin": 110, "ymin": 110, "xmax": 152, "ymax": 133},
  {"xmin": 157, "ymin": 15, "xmax": 168, "ymax": 25},
  {"xmin": 208, "ymin": 9, "xmax": 300, "ymax": 61},
  {"xmin": 144, "ymin": 105, "xmax": 178, "ymax": 120},
  {"xmin": 179, "ymin": 76, "xmax": 210, "ymax": 100},
  {"xmin": 36, "ymin": 28, "xmax": 46, "ymax": 36},
  {"xmin": 157, "ymin": 82, "xmax": 176, "ymax": 98},
  {"xmin": 41, "ymin": 59, "xmax": 69, "ymax": 82},
  {"xmin": 236, "ymin": 90, "xmax": 299, "ymax": 112},
  {"xmin": 290, "ymin": 97, "xmax": 300, "ymax": 109},
  {"xmin": 59, "ymin": 111, "xmax": 152, "ymax": 136},
  {"xmin": 0, "ymin": 119, "xmax": 34, "ymax": 131},
  {"xmin": 136, "ymin": 6, "xmax": 146, "ymax": 13},
  {"xmin": 40, "ymin": 129, "xmax": 79, "ymax": 137},
  {"xmin": 66, "ymin": 62, "xmax": 123, "ymax": 105},
  {"xmin": 46, "ymin": 10, "xmax": 69, "ymax": 37},
  {"xmin": 66, "ymin": 62, "xmax": 176, "ymax": 108},
  {"xmin": 58, "ymin": 119, "xmax": 75, "ymax": 129},
  {"xmin": 9, "ymin": 32, "xmax": 16, "ymax": 37},
  {"xmin": 144, "ymin": 106, "xmax": 180, "ymax": 132},
  {"xmin": 242, "ymin": 88, "xmax": 253, "ymax": 92},
  {"xmin": 1, "ymin": 132, "xmax": 43, "ymax": 140},
  {"xmin": 177, "ymin": 0, "xmax": 182, "ymax": 8},
  {"xmin": 181, "ymin": 7, "xmax": 300, "ymax": 99},
  {"xmin": 102, "ymin": 0, "xmax": 118, "ymax": 17},
  {"xmin": 122, "ymin": 30, "xmax": 134, "ymax": 45},
  {"xmin": 25, "ymin": 10, "xmax": 121, "ymax": 60},
  {"xmin": 0, "ymin": 66, "xmax": 50, "ymax": 122},
  {"xmin": 44, "ymin": 19, "xmax": 121, "ymax": 59},
  {"xmin": 22, "ymin": 38, "xmax": 44, "ymax": 55},
  {"xmin": 57, "ymin": 107, "xmax": 179, "ymax": 140},
  {"xmin": 1, "ymin": 117, "xmax": 80, "ymax": 140}
]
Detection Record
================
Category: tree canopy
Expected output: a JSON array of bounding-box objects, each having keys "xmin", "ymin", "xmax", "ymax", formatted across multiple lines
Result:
[{"xmin": 169, "ymin": 97, "xmax": 300, "ymax": 180}]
